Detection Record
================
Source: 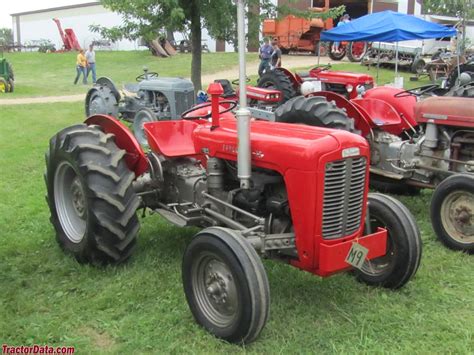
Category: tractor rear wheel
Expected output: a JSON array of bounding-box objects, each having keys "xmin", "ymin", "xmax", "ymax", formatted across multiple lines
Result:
[
  {"xmin": 45, "ymin": 124, "xmax": 140, "ymax": 265},
  {"xmin": 8, "ymin": 79, "xmax": 14, "ymax": 93},
  {"xmin": 347, "ymin": 42, "xmax": 368, "ymax": 62},
  {"xmin": 328, "ymin": 42, "xmax": 346, "ymax": 61},
  {"xmin": 257, "ymin": 69, "xmax": 296, "ymax": 106},
  {"xmin": 85, "ymin": 86, "xmax": 119, "ymax": 118},
  {"xmin": 182, "ymin": 227, "xmax": 270, "ymax": 344},
  {"xmin": 274, "ymin": 96, "xmax": 355, "ymax": 131},
  {"xmin": 354, "ymin": 193, "xmax": 422, "ymax": 289},
  {"xmin": 430, "ymin": 174, "xmax": 474, "ymax": 253}
]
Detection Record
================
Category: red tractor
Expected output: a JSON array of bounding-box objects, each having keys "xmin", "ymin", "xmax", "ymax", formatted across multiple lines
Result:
[
  {"xmin": 257, "ymin": 65, "xmax": 374, "ymax": 106},
  {"xmin": 328, "ymin": 41, "xmax": 369, "ymax": 62},
  {"xmin": 45, "ymin": 1, "xmax": 422, "ymax": 343},
  {"xmin": 274, "ymin": 86, "xmax": 474, "ymax": 253}
]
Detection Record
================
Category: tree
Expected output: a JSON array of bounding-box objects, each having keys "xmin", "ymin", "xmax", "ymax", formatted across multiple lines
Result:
[
  {"xmin": 0, "ymin": 28, "xmax": 13, "ymax": 47},
  {"xmin": 91, "ymin": 0, "xmax": 343, "ymax": 91}
]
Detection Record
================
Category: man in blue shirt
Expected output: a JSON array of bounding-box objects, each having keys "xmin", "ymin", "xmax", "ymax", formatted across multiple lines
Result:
[{"xmin": 258, "ymin": 38, "xmax": 273, "ymax": 76}]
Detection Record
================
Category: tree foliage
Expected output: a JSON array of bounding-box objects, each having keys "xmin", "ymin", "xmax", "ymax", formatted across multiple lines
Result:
[
  {"xmin": 423, "ymin": 0, "xmax": 473, "ymax": 18},
  {"xmin": 0, "ymin": 28, "xmax": 13, "ymax": 46}
]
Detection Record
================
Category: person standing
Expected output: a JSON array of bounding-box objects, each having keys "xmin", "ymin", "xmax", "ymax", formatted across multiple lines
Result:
[
  {"xmin": 258, "ymin": 38, "xmax": 273, "ymax": 76},
  {"xmin": 270, "ymin": 39, "xmax": 282, "ymax": 69},
  {"xmin": 74, "ymin": 49, "xmax": 87, "ymax": 85},
  {"xmin": 85, "ymin": 44, "xmax": 97, "ymax": 84}
]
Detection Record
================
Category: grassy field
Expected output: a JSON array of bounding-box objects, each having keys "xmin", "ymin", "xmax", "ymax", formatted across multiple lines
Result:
[
  {"xmin": 1, "ymin": 101, "xmax": 473, "ymax": 353},
  {"xmin": 1, "ymin": 51, "xmax": 258, "ymax": 98},
  {"xmin": 1, "ymin": 51, "xmax": 430, "ymax": 100}
]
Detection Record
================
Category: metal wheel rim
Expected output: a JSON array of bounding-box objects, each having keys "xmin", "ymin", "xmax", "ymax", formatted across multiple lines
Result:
[
  {"xmin": 361, "ymin": 216, "xmax": 396, "ymax": 276},
  {"xmin": 441, "ymin": 191, "xmax": 474, "ymax": 244},
  {"xmin": 191, "ymin": 252, "xmax": 239, "ymax": 328},
  {"xmin": 0, "ymin": 81, "xmax": 6, "ymax": 93},
  {"xmin": 54, "ymin": 161, "xmax": 87, "ymax": 243},
  {"xmin": 133, "ymin": 110, "xmax": 155, "ymax": 146}
]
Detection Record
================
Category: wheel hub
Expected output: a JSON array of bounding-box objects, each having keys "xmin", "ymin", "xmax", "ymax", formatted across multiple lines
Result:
[
  {"xmin": 71, "ymin": 177, "xmax": 86, "ymax": 218},
  {"xmin": 205, "ymin": 263, "xmax": 234, "ymax": 310},
  {"xmin": 442, "ymin": 192, "xmax": 474, "ymax": 243}
]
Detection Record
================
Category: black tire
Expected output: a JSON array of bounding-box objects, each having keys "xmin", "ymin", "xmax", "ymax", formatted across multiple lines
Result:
[
  {"xmin": 45, "ymin": 124, "xmax": 140, "ymax": 265},
  {"xmin": 182, "ymin": 227, "xmax": 270, "ymax": 344},
  {"xmin": 8, "ymin": 79, "xmax": 14, "ymax": 93},
  {"xmin": 274, "ymin": 96, "xmax": 355, "ymax": 131},
  {"xmin": 281, "ymin": 47, "xmax": 290, "ymax": 55},
  {"xmin": 347, "ymin": 42, "xmax": 368, "ymax": 62},
  {"xmin": 411, "ymin": 58, "xmax": 426, "ymax": 74},
  {"xmin": 257, "ymin": 69, "xmax": 297, "ymax": 106},
  {"xmin": 85, "ymin": 86, "xmax": 119, "ymax": 118},
  {"xmin": 7, "ymin": 61, "xmax": 14, "ymax": 81},
  {"xmin": 328, "ymin": 42, "xmax": 346, "ymax": 61},
  {"xmin": 354, "ymin": 193, "xmax": 422, "ymax": 289},
  {"xmin": 132, "ymin": 107, "xmax": 157, "ymax": 146},
  {"xmin": 369, "ymin": 174, "xmax": 421, "ymax": 196},
  {"xmin": 430, "ymin": 174, "xmax": 474, "ymax": 253}
]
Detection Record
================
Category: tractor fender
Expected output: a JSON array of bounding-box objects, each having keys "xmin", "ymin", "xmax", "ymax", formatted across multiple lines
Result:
[
  {"xmin": 95, "ymin": 77, "xmax": 121, "ymax": 102},
  {"xmin": 85, "ymin": 114, "xmax": 149, "ymax": 177},
  {"xmin": 307, "ymin": 91, "xmax": 372, "ymax": 137},
  {"xmin": 276, "ymin": 67, "xmax": 303, "ymax": 90}
]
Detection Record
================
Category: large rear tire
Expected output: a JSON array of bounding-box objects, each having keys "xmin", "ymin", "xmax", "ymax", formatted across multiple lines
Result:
[
  {"xmin": 347, "ymin": 42, "xmax": 368, "ymax": 62},
  {"xmin": 0, "ymin": 78, "xmax": 7, "ymax": 93},
  {"xmin": 85, "ymin": 86, "xmax": 119, "ymax": 117},
  {"xmin": 328, "ymin": 42, "xmax": 346, "ymax": 61},
  {"xmin": 430, "ymin": 174, "xmax": 474, "ymax": 253},
  {"xmin": 274, "ymin": 96, "xmax": 355, "ymax": 131},
  {"xmin": 257, "ymin": 69, "xmax": 296, "ymax": 106},
  {"xmin": 45, "ymin": 124, "xmax": 140, "ymax": 264},
  {"xmin": 354, "ymin": 193, "xmax": 422, "ymax": 289},
  {"xmin": 182, "ymin": 227, "xmax": 270, "ymax": 344}
]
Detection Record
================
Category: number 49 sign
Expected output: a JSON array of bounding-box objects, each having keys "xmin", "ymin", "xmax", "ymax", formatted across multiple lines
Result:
[{"xmin": 345, "ymin": 243, "xmax": 369, "ymax": 270}]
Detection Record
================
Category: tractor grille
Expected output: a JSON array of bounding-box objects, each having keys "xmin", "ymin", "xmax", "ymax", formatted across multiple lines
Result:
[
  {"xmin": 322, "ymin": 157, "xmax": 367, "ymax": 239},
  {"xmin": 175, "ymin": 91, "xmax": 195, "ymax": 116}
]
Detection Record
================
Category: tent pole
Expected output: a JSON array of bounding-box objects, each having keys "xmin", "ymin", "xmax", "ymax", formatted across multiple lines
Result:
[
  {"xmin": 395, "ymin": 41, "xmax": 399, "ymax": 78},
  {"xmin": 317, "ymin": 41, "xmax": 321, "ymax": 65},
  {"xmin": 376, "ymin": 42, "xmax": 380, "ymax": 84}
]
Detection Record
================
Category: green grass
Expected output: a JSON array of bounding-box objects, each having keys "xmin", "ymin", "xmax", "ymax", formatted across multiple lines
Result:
[
  {"xmin": 1, "ymin": 51, "xmax": 258, "ymax": 98},
  {"xmin": 0, "ymin": 102, "xmax": 473, "ymax": 353}
]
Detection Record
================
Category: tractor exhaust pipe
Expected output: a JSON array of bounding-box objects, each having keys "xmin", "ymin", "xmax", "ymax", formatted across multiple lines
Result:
[{"xmin": 236, "ymin": 0, "xmax": 251, "ymax": 189}]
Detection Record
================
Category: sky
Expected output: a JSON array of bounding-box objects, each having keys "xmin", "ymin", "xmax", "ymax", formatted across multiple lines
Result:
[{"xmin": 1, "ymin": 0, "xmax": 91, "ymax": 28}]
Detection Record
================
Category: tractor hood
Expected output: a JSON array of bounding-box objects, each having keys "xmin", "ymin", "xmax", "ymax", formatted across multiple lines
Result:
[
  {"xmin": 415, "ymin": 96, "xmax": 474, "ymax": 128},
  {"xmin": 310, "ymin": 70, "xmax": 374, "ymax": 86},
  {"xmin": 138, "ymin": 77, "xmax": 194, "ymax": 93}
]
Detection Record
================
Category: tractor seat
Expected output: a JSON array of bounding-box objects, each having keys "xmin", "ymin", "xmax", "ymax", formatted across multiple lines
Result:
[{"xmin": 214, "ymin": 79, "xmax": 236, "ymax": 98}]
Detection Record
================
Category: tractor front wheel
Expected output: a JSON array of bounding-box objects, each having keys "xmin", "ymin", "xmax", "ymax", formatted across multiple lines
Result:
[
  {"xmin": 182, "ymin": 227, "xmax": 270, "ymax": 344},
  {"xmin": 45, "ymin": 124, "xmax": 140, "ymax": 265},
  {"xmin": 430, "ymin": 174, "xmax": 474, "ymax": 253},
  {"xmin": 354, "ymin": 193, "xmax": 422, "ymax": 289}
]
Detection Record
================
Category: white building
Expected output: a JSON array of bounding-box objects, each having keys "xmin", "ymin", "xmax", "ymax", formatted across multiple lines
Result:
[{"xmin": 10, "ymin": 1, "xmax": 220, "ymax": 51}]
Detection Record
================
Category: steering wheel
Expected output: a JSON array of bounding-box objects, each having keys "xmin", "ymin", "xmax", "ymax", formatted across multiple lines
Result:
[
  {"xmin": 311, "ymin": 64, "xmax": 331, "ymax": 72},
  {"xmin": 394, "ymin": 84, "xmax": 440, "ymax": 98},
  {"xmin": 136, "ymin": 72, "xmax": 159, "ymax": 82},
  {"xmin": 181, "ymin": 100, "xmax": 238, "ymax": 120},
  {"xmin": 231, "ymin": 77, "xmax": 251, "ymax": 85}
]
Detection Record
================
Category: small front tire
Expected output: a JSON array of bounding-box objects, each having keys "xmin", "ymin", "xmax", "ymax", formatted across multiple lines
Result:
[
  {"xmin": 354, "ymin": 193, "xmax": 422, "ymax": 289},
  {"xmin": 182, "ymin": 227, "xmax": 270, "ymax": 344},
  {"xmin": 430, "ymin": 174, "xmax": 474, "ymax": 253}
]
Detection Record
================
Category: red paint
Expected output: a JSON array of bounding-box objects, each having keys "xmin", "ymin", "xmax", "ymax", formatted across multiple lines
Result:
[
  {"xmin": 85, "ymin": 115, "xmax": 149, "ymax": 177},
  {"xmin": 415, "ymin": 97, "xmax": 474, "ymax": 128},
  {"xmin": 208, "ymin": 82, "xmax": 224, "ymax": 128},
  {"xmin": 352, "ymin": 98, "xmax": 404, "ymax": 135},
  {"xmin": 309, "ymin": 69, "xmax": 374, "ymax": 99}
]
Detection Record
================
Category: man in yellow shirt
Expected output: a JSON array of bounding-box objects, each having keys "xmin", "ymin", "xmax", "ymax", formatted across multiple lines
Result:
[{"xmin": 74, "ymin": 49, "xmax": 87, "ymax": 85}]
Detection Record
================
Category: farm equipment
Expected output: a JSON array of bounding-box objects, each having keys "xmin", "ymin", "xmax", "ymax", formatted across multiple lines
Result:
[
  {"xmin": 0, "ymin": 57, "xmax": 14, "ymax": 93},
  {"xmin": 275, "ymin": 85, "xmax": 474, "ymax": 252},
  {"xmin": 85, "ymin": 69, "xmax": 282, "ymax": 144},
  {"xmin": 45, "ymin": 0, "xmax": 422, "ymax": 344},
  {"xmin": 328, "ymin": 41, "xmax": 369, "ymax": 62},
  {"xmin": 257, "ymin": 65, "xmax": 374, "ymax": 104},
  {"xmin": 52, "ymin": 18, "xmax": 81, "ymax": 52}
]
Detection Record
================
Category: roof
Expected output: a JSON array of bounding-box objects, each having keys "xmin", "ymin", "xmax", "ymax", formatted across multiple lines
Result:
[{"xmin": 10, "ymin": 2, "xmax": 101, "ymax": 16}]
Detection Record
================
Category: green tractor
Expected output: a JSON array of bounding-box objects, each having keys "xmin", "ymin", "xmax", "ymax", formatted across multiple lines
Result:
[{"xmin": 0, "ymin": 57, "xmax": 14, "ymax": 93}]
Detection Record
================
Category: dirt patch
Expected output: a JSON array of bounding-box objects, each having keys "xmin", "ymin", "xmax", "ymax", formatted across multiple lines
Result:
[{"xmin": 79, "ymin": 326, "xmax": 117, "ymax": 351}]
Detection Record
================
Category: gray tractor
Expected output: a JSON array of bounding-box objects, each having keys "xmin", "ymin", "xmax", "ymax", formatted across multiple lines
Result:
[{"xmin": 85, "ymin": 68, "xmax": 195, "ymax": 144}]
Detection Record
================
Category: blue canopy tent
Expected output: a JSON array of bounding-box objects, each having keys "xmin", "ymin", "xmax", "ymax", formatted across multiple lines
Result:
[{"xmin": 320, "ymin": 11, "xmax": 457, "ymax": 82}]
